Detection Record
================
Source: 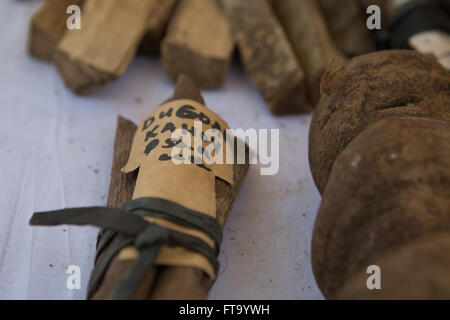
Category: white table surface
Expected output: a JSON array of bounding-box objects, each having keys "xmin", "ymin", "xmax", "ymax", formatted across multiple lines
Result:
[{"xmin": 0, "ymin": 0, "xmax": 323, "ymax": 300}]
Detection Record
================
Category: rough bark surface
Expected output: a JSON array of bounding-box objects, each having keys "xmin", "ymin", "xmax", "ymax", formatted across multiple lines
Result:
[{"xmin": 221, "ymin": 0, "xmax": 311, "ymax": 115}]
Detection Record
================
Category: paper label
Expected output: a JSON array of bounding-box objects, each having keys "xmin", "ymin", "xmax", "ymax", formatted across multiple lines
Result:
[{"xmin": 119, "ymin": 99, "xmax": 234, "ymax": 278}]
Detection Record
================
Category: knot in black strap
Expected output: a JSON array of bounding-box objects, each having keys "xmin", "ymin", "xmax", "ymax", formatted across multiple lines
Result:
[
  {"xmin": 135, "ymin": 224, "xmax": 170, "ymax": 249},
  {"xmin": 29, "ymin": 197, "xmax": 222, "ymax": 300}
]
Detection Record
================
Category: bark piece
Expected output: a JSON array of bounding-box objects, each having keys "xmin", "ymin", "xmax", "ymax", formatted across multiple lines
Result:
[
  {"xmin": 309, "ymin": 50, "xmax": 450, "ymax": 193},
  {"xmin": 312, "ymin": 117, "xmax": 450, "ymax": 298},
  {"xmin": 28, "ymin": 0, "xmax": 84, "ymax": 61},
  {"xmin": 161, "ymin": 0, "xmax": 234, "ymax": 90},
  {"xmin": 54, "ymin": 0, "xmax": 158, "ymax": 94},
  {"xmin": 138, "ymin": 0, "xmax": 179, "ymax": 55},
  {"xmin": 273, "ymin": 0, "xmax": 344, "ymax": 103},
  {"xmin": 92, "ymin": 75, "xmax": 249, "ymax": 299},
  {"xmin": 220, "ymin": 0, "xmax": 311, "ymax": 115}
]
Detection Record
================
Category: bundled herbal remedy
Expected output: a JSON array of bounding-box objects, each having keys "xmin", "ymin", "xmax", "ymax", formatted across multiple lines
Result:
[{"xmin": 30, "ymin": 75, "xmax": 249, "ymax": 299}]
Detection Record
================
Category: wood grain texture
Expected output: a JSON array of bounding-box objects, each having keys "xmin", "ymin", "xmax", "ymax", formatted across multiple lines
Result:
[
  {"xmin": 92, "ymin": 75, "xmax": 249, "ymax": 299},
  {"xmin": 161, "ymin": 0, "xmax": 234, "ymax": 89},
  {"xmin": 54, "ymin": 0, "xmax": 158, "ymax": 94},
  {"xmin": 106, "ymin": 118, "xmax": 137, "ymax": 209},
  {"xmin": 28, "ymin": 0, "xmax": 84, "ymax": 61},
  {"xmin": 220, "ymin": 0, "xmax": 310, "ymax": 115},
  {"xmin": 273, "ymin": 0, "xmax": 344, "ymax": 104},
  {"xmin": 91, "ymin": 116, "xmax": 140, "ymax": 300},
  {"xmin": 138, "ymin": 0, "xmax": 179, "ymax": 55}
]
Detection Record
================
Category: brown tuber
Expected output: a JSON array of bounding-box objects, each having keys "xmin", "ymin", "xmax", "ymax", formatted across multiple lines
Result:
[
  {"xmin": 309, "ymin": 50, "xmax": 450, "ymax": 194},
  {"xmin": 309, "ymin": 50, "xmax": 450, "ymax": 299}
]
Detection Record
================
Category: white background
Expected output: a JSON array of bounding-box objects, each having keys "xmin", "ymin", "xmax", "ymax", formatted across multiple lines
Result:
[{"xmin": 0, "ymin": 0, "xmax": 323, "ymax": 299}]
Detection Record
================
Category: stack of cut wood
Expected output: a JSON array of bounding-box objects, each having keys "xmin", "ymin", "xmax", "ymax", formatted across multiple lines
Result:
[
  {"xmin": 28, "ymin": 0, "xmax": 385, "ymax": 114},
  {"xmin": 29, "ymin": 0, "xmax": 178, "ymax": 94}
]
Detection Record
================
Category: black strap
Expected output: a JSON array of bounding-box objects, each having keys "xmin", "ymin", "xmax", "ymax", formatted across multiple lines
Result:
[
  {"xmin": 30, "ymin": 197, "xmax": 222, "ymax": 300},
  {"xmin": 30, "ymin": 207, "xmax": 147, "ymax": 236},
  {"xmin": 122, "ymin": 197, "xmax": 222, "ymax": 254}
]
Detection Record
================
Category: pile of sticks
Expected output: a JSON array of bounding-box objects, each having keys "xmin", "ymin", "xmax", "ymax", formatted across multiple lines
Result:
[{"xmin": 28, "ymin": 0, "xmax": 384, "ymax": 114}]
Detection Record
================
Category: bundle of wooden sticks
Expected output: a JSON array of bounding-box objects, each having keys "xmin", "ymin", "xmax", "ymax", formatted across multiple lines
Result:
[
  {"xmin": 29, "ymin": 0, "xmax": 449, "ymax": 113},
  {"xmin": 27, "ymin": 0, "xmax": 413, "ymax": 115}
]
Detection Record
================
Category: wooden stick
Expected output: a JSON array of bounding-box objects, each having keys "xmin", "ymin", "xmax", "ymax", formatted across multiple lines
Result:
[
  {"xmin": 318, "ymin": 0, "xmax": 375, "ymax": 57},
  {"xmin": 92, "ymin": 74, "xmax": 249, "ymax": 299},
  {"xmin": 138, "ymin": 0, "xmax": 179, "ymax": 55},
  {"xmin": 29, "ymin": 0, "xmax": 179, "ymax": 59},
  {"xmin": 161, "ymin": 0, "xmax": 234, "ymax": 90},
  {"xmin": 53, "ymin": 0, "xmax": 158, "ymax": 94},
  {"xmin": 28, "ymin": 0, "xmax": 84, "ymax": 61},
  {"xmin": 273, "ymin": 0, "xmax": 344, "ymax": 104},
  {"xmin": 220, "ymin": 0, "xmax": 310, "ymax": 115}
]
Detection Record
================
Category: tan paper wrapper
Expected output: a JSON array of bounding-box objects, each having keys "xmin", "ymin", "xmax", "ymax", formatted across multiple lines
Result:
[{"xmin": 119, "ymin": 99, "xmax": 234, "ymax": 278}]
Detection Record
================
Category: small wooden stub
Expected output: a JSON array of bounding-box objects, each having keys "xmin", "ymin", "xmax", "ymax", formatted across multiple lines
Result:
[
  {"xmin": 273, "ymin": 0, "xmax": 344, "ymax": 104},
  {"xmin": 53, "ymin": 0, "xmax": 158, "ymax": 94},
  {"xmin": 220, "ymin": 0, "xmax": 310, "ymax": 115},
  {"xmin": 161, "ymin": 0, "xmax": 235, "ymax": 90}
]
